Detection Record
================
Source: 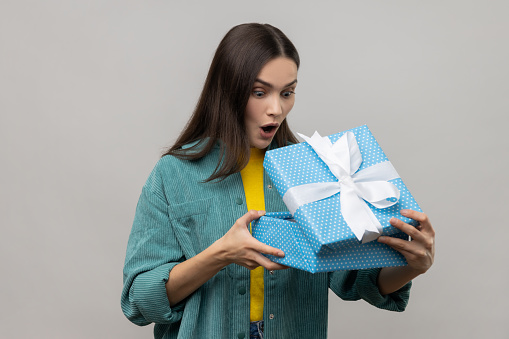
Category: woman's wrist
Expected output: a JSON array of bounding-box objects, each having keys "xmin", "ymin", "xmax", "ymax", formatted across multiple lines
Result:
[{"xmin": 205, "ymin": 237, "xmax": 233, "ymax": 269}]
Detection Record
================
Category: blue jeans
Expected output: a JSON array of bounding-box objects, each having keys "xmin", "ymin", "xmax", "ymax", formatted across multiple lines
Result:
[{"xmin": 250, "ymin": 320, "xmax": 264, "ymax": 339}]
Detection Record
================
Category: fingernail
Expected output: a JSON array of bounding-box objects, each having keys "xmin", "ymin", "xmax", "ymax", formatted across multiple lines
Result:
[
  {"xmin": 378, "ymin": 236, "xmax": 386, "ymax": 243},
  {"xmin": 400, "ymin": 209, "xmax": 409, "ymax": 216},
  {"xmin": 278, "ymin": 251, "xmax": 285, "ymax": 257},
  {"xmin": 258, "ymin": 210, "xmax": 266, "ymax": 216},
  {"xmin": 390, "ymin": 217, "xmax": 397, "ymax": 224}
]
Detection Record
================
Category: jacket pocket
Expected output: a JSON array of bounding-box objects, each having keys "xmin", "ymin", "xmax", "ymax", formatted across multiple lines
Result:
[{"xmin": 168, "ymin": 197, "xmax": 222, "ymax": 258}]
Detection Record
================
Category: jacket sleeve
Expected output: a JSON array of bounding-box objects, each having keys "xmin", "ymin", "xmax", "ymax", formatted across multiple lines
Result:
[
  {"xmin": 328, "ymin": 268, "xmax": 411, "ymax": 312},
  {"xmin": 121, "ymin": 164, "xmax": 186, "ymax": 325}
]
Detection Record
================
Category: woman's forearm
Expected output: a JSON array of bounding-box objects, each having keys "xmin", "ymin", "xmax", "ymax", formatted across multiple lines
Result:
[
  {"xmin": 377, "ymin": 266, "xmax": 422, "ymax": 295},
  {"xmin": 165, "ymin": 238, "xmax": 228, "ymax": 306}
]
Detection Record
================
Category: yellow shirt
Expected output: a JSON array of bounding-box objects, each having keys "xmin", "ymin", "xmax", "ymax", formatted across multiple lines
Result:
[{"xmin": 240, "ymin": 148, "xmax": 265, "ymax": 322}]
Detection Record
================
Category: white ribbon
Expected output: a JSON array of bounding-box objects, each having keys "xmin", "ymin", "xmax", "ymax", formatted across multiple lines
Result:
[{"xmin": 282, "ymin": 131, "xmax": 400, "ymax": 244}]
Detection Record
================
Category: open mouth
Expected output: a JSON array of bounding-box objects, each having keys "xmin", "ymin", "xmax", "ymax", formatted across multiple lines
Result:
[
  {"xmin": 260, "ymin": 124, "xmax": 279, "ymax": 139},
  {"xmin": 261, "ymin": 125, "xmax": 276, "ymax": 133}
]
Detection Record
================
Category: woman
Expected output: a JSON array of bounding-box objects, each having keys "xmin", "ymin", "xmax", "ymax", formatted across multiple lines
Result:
[{"xmin": 121, "ymin": 23, "xmax": 435, "ymax": 339}]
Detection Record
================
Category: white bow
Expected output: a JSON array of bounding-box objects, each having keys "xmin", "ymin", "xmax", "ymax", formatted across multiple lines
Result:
[{"xmin": 282, "ymin": 131, "xmax": 400, "ymax": 243}]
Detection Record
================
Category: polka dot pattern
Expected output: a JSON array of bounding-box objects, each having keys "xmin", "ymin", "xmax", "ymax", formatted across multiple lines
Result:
[
  {"xmin": 252, "ymin": 212, "xmax": 410, "ymax": 273},
  {"xmin": 254, "ymin": 125, "xmax": 422, "ymax": 272}
]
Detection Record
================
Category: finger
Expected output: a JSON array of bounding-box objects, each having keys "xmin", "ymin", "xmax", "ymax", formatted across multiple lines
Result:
[
  {"xmin": 380, "ymin": 239, "xmax": 432, "ymax": 270},
  {"xmin": 389, "ymin": 217, "xmax": 427, "ymax": 243},
  {"xmin": 400, "ymin": 210, "xmax": 434, "ymax": 235},
  {"xmin": 265, "ymin": 263, "xmax": 289, "ymax": 271},
  {"xmin": 241, "ymin": 261, "xmax": 287, "ymax": 271},
  {"xmin": 252, "ymin": 252, "xmax": 288, "ymax": 271},
  {"xmin": 238, "ymin": 209, "xmax": 266, "ymax": 227},
  {"xmin": 378, "ymin": 235, "xmax": 431, "ymax": 258},
  {"xmin": 391, "ymin": 215, "xmax": 435, "ymax": 250},
  {"xmin": 252, "ymin": 238, "xmax": 285, "ymax": 258},
  {"xmin": 378, "ymin": 235, "xmax": 415, "ymax": 254},
  {"xmin": 275, "ymin": 264, "xmax": 289, "ymax": 270},
  {"xmin": 241, "ymin": 261, "xmax": 261, "ymax": 270}
]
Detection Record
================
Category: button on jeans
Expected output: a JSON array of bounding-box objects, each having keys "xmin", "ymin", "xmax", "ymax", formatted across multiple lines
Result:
[{"xmin": 250, "ymin": 321, "xmax": 264, "ymax": 339}]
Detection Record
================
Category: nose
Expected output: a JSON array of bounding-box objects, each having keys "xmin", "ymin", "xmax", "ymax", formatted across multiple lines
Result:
[{"xmin": 267, "ymin": 94, "xmax": 283, "ymax": 116}]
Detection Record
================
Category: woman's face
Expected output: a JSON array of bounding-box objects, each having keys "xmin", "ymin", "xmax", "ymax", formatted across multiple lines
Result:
[{"xmin": 245, "ymin": 57, "xmax": 298, "ymax": 149}]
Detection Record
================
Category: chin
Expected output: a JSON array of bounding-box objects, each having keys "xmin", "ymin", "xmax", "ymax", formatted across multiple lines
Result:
[{"xmin": 251, "ymin": 139, "xmax": 272, "ymax": 150}]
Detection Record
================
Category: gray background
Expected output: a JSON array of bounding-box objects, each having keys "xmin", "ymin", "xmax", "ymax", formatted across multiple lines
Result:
[{"xmin": 1, "ymin": 1, "xmax": 507, "ymax": 338}]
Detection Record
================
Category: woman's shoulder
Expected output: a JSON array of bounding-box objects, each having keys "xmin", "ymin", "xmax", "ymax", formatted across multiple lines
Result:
[
  {"xmin": 148, "ymin": 145, "xmax": 218, "ymax": 185},
  {"xmin": 152, "ymin": 154, "xmax": 206, "ymax": 178},
  {"xmin": 141, "ymin": 145, "xmax": 223, "ymax": 204}
]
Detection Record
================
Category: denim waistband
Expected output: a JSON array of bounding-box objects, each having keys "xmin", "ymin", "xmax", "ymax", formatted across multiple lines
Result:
[{"xmin": 250, "ymin": 320, "xmax": 264, "ymax": 339}]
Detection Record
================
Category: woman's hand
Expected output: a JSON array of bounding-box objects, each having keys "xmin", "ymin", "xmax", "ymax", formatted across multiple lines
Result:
[
  {"xmin": 215, "ymin": 210, "xmax": 287, "ymax": 271},
  {"xmin": 376, "ymin": 209, "xmax": 435, "ymax": 295},
  {"xmin": 378, "ymin": 209, "xmax": 435, "ymax": 274},
  {"xmin": 166, "ymin": 210, "xmax": 286, "ymax": 306}
]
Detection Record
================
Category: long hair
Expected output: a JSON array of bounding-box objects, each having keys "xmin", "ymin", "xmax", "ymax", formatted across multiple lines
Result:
[{"xmin": 163, "ymin": 23, "xmax": 300, "ymax": 182}]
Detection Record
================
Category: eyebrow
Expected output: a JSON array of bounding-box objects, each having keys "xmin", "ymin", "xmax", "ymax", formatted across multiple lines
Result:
[{"xmin": 254, "ymin": 78, "xmax": 298, "ymax": 88}]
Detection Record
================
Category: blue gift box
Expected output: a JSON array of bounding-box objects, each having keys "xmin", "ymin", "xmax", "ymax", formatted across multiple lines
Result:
[
  {"xmin": 252, "ymin": 212, "xmax": 410, "ymax": 272},
  {"xmin": 251, "ymin": 125, "xmax": 422, "ymax": 273}
]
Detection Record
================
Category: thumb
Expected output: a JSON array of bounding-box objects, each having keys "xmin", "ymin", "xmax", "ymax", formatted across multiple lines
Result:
[{"xmin": 240, "ymin": 210, "xmax": 266, "ymax": 227}]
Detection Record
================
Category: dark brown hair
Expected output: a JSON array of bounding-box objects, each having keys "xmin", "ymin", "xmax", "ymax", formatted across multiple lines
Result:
[{"xmin": 163, "ymin": 23, "xmax": 300, "ymax": 182}]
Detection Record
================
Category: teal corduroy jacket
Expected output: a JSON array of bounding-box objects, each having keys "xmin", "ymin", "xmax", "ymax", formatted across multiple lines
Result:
[{"xmin": 121, "ymin": 144, "xmax": 411, "ymax": 339}]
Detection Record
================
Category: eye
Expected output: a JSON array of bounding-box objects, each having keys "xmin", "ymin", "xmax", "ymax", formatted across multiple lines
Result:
[
  {"xmin": 252, "ymin": 90, "xmax": 265, "ymax": 98},
  {"xmin": 281, "ymin": 90, "xmax": 295, "ymax": 98}
]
